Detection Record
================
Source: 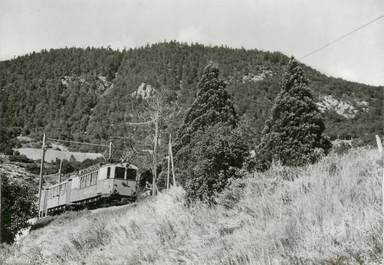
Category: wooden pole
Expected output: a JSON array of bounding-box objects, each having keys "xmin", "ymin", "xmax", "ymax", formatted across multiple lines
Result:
[
  {"xmin": 58, "ymin": 159, "xmax": 63, "ymax": 183},
  {"xmin": 376, "ymin": 135, "xmax": 383, "ymax": 153},
  {"xmin": 152, "ymin": 111, "xmax": 159, "ymax": 196},
  {"xmin": 169, "ymin": 134, "xmax": 176, "ymax": 187},
  {"xmin": 377, "ymin": 135, "xmax": 384, "ymax": 260},
  {"xmin": 0, "ymin": 172, "xmax": 2, "ymax": 243},
  {"xmin": 57, "ymin": 158, "xmax": 63, "ymax": 206},
  {"xmin": 37, "ymin": 133, "xmax": 46, "ymax": 219},
  {"xmin": 166, "ymin": 136, "xmax": 171, "ymax": 190},
  {"xmin": 108, "ymin": 142, "xmax": 112, "ymax": 161}
]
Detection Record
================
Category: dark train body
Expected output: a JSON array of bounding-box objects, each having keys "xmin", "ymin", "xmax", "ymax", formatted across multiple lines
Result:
[{"xmin": 39, "ymin": 163, "xmax": 138, "ymax": 217}]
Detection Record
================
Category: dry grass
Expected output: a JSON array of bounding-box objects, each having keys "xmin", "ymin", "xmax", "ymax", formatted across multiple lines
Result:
[{"xmin": 1, "ymin": 148, "xmax": 382, "ymax": 265}]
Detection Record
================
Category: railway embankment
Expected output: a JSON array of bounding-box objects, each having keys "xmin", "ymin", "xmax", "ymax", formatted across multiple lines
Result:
[{"xmin": 1, "ymin": 148, "xmax": 382, "ymax": 265}]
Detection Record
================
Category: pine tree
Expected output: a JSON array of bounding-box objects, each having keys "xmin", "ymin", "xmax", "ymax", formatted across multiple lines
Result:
[
  {"xmin": 253, "ymin": 58, "xmax": 331, "ymax": 171},
  {"xmin": 175, "ymin": 63, "xmax": 246, "ymax": 203}
]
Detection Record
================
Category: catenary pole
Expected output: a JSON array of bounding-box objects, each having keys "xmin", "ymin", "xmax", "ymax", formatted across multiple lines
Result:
[
  {"xmin": 108, "ymin": 142, "xmax": 112, "ymax": 161},
  {"xmin": 166, "ymin": 135, "xmax": 171, "ymax": 190},
  {"xmin": 0, "ymin": 170, "xmax": 2, "ymax": 243},
  {"xmin": 37, "ymin": 133, "xmax": 46, "ymax": 219},
  {"xmin": 152, "ymin": 111, "xmax": 159, "ymax": 196},
  {"xmin": 58, "ymin": 159, "xmax": 63, "ymax": 183},
  {"xmin": 169, "ymin": 134, "xmax": 176, "ymax": 186}
]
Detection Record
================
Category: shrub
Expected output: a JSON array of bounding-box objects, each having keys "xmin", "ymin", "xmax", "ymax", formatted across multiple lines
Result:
[
  {"xmin": 1, "ymin": 174, "xmax": 37, "ymax": 243},
  {"xmin": 332, "ymin": 141, "xmax": 352, "ymax": 155},
  {"xmin": 8, "ymin": 154, "xmax": 33, "ymax": 163}
]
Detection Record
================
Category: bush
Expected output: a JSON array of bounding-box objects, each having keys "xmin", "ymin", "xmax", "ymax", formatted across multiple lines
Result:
[
  {"xmin": 25, "ymin": 163, "xmax": 41, "ymax": 174},
  {"xmin": 332, "ymin": 141, "xmax": 352, "ymax": 155},
  {"xmin": 1, "ymin": 174, "xmax": 37, "ymax": 243},
  {"xmin": 8, "ymin": 154, "xmax": 33, "ymax": 163}
]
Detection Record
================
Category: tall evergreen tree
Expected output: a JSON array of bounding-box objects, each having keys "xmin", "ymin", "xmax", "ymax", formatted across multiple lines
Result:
[
  {"xmin": 175, "ymin": 63, "xmax": 246, "ymax": 203},
  {"xmin": 175, "ymin": 63, "xmax": 237, "ymax": 148},
  {"xmin": 252, "ymin": 58, "xmax": 331, "ymax": 171}
]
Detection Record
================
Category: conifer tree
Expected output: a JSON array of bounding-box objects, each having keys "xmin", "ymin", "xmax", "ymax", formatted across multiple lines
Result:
[
  {"xmin": 176, "ymin": 63, "xmax": 237, "ymax": 148},
  {"xmin": 175, "ymin": 63, "xmax": 246, "ymax": 203},
  {"xmin": 253, "ymin": 58, "xmax": 331, "ymax": 171}
]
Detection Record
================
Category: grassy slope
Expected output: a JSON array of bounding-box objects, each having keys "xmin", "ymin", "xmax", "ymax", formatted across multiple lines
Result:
[{"xmin": 1, "ymin": 148, "xmax": 382, "ymax": 265}]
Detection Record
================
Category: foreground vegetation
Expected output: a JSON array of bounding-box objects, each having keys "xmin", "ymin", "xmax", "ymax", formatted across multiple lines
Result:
[{"xmin": 1, "ymin": 147, "xmax": 381, "ymax": 265}]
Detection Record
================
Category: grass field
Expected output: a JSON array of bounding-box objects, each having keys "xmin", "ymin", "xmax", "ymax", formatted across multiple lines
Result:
[
  {"xmin": 16, "ymin": 148, "xmax": 103, "ymax": 163},
  {"xmin": 1, "ymin": 148, "xmax": 382, "ymax": 265}
]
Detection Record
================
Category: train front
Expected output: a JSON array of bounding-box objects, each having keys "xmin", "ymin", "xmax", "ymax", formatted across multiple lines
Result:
[{"xmin": 97, "ymin": 163, "xmax": 138, "ymax": 200}]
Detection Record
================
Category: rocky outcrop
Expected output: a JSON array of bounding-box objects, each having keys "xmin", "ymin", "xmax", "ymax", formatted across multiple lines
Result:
[{"xmin": 317, "ymin": 95, "xmax": 369, "ymax": 119}]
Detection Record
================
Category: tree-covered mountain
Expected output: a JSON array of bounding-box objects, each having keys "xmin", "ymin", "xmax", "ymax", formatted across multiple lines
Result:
[{"xmin": 0, "ymin": 42, "xmax": 382, "ymax": 153}]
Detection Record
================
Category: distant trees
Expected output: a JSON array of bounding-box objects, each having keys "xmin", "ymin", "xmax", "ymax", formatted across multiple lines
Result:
[
  {"xmin": 175, "ymin": 63, "xmax": 247, "ymax": 203},
  {"xmin": 1, "ymin": 174, "xmax": 37, "ymax": 244},
  {"xmin": 0, "ymin": 127, "xmax": 21, "ymax": 155},
  {"xmin": 0, "ymin": 47, "xmax": 123, "ymax": 143},
  {"xmin": 251, "ymin": 58, "xmax": 332, "ymax": 171}
]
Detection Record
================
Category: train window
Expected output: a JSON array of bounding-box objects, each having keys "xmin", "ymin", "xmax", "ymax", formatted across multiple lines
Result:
[
  {"xmin": 81, "ymin": 176, "xmax": 85, "ymax": 189},
  {"xmin": 107, "ymin": 167, "xmax": 111, "ymax": 178},
  {"xmin": 115, "ymin": 167, "xmax": 125, "ymax": 179},
  {"xmin": 126, "ymin": 168, "xmax": 136, "ymax": 181},
  {"xmin": 87, "ymin": 174, "xmax": 91, "ymax": 186},
  {"xmin": 91, "ymin": 172, "xmax": 97, "ymax": 185}
]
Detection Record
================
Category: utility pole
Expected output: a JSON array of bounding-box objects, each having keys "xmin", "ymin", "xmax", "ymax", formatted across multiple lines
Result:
[
  {"xmin": 152, "ymin": 111, "xmax": 159, "ymax": 196},
  {"xmin": 0, "ymin": 172, "xmax": 2, "ymax": 243},
  {"xmin": 37, "ymin": 133, "xmax": 46, "ymax": 219},
  {"xmin": 58, "ymin": 159, "xmax": 63, "ymax": 183},
  {"xmin": 169, "ymin": 134, "xmax": 176, "ymax": 187},
  {"xmin": 166, "ymin": 133, "xmax": 176, "ymax": 189},
  {"xmin": 166, "ymin": 139, "xmax": 171, "ymax": 190},
  {"xmin": 108, "ymin": 142, "xmax": 112, "ymax": 161},
  {"xmin": 376, "ymin": 135, "xmax": 383, "ymax": 153}
]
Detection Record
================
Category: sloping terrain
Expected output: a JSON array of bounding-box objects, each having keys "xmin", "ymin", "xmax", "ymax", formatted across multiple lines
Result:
[
  {"xmin": 0, "ymin": 43, "xmax": 382, "ymax": 152},
  {"xmin": 1, "ymin": 148, "xmax": 381, "ymax": 265}
]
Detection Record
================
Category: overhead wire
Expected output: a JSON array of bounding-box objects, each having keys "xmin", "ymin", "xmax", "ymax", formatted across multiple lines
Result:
[{"xmin": 300, "ymin": 15, "xmax": 384, "ymax": 59}]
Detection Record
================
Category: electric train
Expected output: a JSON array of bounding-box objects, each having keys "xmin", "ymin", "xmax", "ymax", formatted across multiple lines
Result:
[{"xmin": 38, "ymin": 162, "xmax": 138, "ymax": 217}]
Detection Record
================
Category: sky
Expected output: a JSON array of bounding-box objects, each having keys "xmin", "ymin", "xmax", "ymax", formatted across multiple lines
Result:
[{"xmin": 1, "ymin": 0, "xmax": 383, "ymax": 86}]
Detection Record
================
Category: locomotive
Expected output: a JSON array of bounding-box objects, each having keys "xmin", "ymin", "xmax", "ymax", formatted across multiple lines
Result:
[{"xmin": 39, "ymin": 162, "xmax": 138, "ymax": 217}]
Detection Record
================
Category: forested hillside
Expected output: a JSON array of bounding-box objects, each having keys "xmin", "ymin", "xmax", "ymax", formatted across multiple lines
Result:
[{"xmin": 0, "ymin": 42, "xmax": 382, "ymax": 151}]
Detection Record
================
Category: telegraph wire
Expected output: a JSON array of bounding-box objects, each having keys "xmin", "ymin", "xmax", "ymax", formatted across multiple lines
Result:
[{"xmin": 300, "ymin": 15, "xmax": 384, "ymax": 59}]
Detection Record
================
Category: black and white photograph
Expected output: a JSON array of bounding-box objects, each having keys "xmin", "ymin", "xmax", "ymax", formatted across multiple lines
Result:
[{"xmin": 0, "ymin": 0, "xmax": 383, "ymax": 264}]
